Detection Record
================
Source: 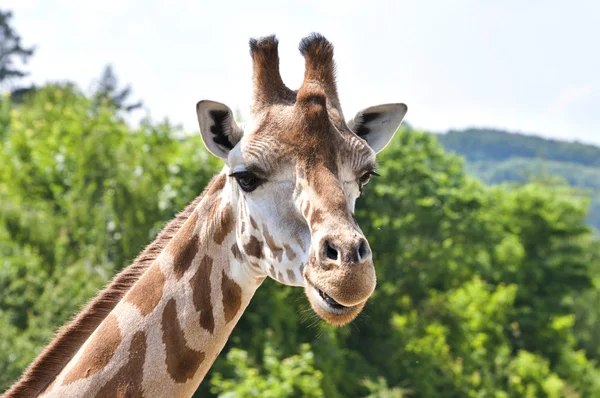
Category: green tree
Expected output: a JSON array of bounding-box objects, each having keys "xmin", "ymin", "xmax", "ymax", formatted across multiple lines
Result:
[
  {"xmin": 0, "ymin": 84, "xmax": 219, "ymax": 389},
  {"xmin": 210, "ymin": 338, "xmax": 323, "ymax": 397},
  {"xmin": 0, "ymin": 9, "xmax": 34, "ymax": 89},
  {"xmin": 93, "ymin": 64, "xmax": 143, "ymax": 113}
]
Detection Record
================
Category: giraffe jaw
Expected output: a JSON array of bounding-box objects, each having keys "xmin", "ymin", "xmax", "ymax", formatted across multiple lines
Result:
[{"xmin": 304, "ymin": 280, "xmax": 366, "ymax": 326}]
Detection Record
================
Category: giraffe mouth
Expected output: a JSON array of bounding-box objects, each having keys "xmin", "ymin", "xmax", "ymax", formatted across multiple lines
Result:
[
  {"xmin": 317, "ymin": 288, "xmax": 348, "ymax": 310},
  {"xmin": 304, "ymin": 277, "xmax": 368, "ymax": 325},
  {"xmin": 306, "ymin": 280, "xmax": 356, "ymax": 313}
]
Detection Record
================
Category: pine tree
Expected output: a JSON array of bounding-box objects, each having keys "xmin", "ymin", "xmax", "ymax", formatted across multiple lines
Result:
[
  {"xmin": 0, "ymin": 9, "xmax": 35, "ymax": 89},
  {"xmin": 94, "ymin": 64, "xmax": 143, "ymax": 112}
]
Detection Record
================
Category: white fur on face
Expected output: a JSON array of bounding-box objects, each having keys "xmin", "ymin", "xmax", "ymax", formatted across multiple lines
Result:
[
  {"xmin": 225, "ymin": 115, "xmax": 375, "ymax": 289},
  {"xmin": 226, "ymin": 152, "xmax": 308, "ymax": 287}
]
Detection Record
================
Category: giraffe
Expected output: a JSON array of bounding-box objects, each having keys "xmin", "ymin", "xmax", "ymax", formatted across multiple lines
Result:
[{"xmin": 4, "ymin": 33, "xmax": 407, "ymax": 398}]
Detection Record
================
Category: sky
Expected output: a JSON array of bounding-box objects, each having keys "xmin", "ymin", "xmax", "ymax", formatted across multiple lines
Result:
[{"xmin": 4, "ymin": 0, "xmax": 600, "ymax": 145}]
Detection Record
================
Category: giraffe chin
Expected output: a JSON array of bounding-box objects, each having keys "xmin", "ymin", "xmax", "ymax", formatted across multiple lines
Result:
[{"xmin": 304, "ymin": 282, "xmax": 367, "ymax": 326}]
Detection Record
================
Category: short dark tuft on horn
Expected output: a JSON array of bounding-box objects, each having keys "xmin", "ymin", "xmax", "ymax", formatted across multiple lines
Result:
[
  {"xmin": 298, "ymin": 33, "xmax": 335, "ymax": 84},
  {"xmin": 249, "ymin": 34, "xmax": 295, "ymax": 111},
  {"xmin": 298, "ymin": 32, "xmax": 333, "ymax": 59},
  {"xmin": 249, "ymin": 34, "xmax": 278, "ymax": 57}
]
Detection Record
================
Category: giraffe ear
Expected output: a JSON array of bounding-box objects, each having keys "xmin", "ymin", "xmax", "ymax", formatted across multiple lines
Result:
[
  {"xmin": 347, "ymin": 103, "xmax": 408, "ymax": 153},
  {"xmin": 196, "ymin": 100, "xmax": 244, "ymax": 160}
]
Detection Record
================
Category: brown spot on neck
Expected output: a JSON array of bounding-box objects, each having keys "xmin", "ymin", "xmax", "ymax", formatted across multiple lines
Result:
[
  {"xmin": 231, "ymin": 243, "xmax": 242, "ymax": 260},
  {"xmin": 284, "ymin": 243, "xmax": 296, "ymax": 261},
  {"xmin": 263, "ymin": 225, "xmax": 283, "ymax": 262},
  {"xmin": 94, "ymin": 330, "xmax": 147, "ymax": 397},
  {"xmin": 171, "ymin": 210, "xmax": 200, "ymax": 280},
  {"xmin": 162, "ymin": 299, "xmax": 205, "ymax": 383},
  {"xmin": 124, "ymin": 265, "xmax": 165, "ymax": 316},
  {"xmin": 189, "ymin": 256, "xmax": 215, "ymax": 334},
  {"xmin": 249, "ymin": 216, "xmax": 258, "ymax": 230},
  {"xmin": 243, "ymin": 236, "xmax": 264, "ymax": 259},
  {"xmin": 213, "ymin": 202, "xmax": 234, "ymax": 244},
  {"xmin": 295, "ymin": 236, "xmax": 306, "ymax": 251},
  {"xmin": 221, "ymin": 270, "xmax": 242, "ymax": 324},
  {"xmin": 62, "ymin": 315, "xmax": 122, "ymax": 385},
  {"xmin": 286, "ymin": 269, "xmax": 297, "ymax": 284}
]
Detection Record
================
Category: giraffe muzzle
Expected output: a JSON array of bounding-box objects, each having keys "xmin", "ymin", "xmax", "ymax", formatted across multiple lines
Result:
[{"xmin": 302, "ymin": 233, "xmax": 376, "ymax": 325}]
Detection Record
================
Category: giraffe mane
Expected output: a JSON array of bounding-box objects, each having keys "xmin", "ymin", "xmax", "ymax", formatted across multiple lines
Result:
[{"xmin": 4, "ymin": 174, "xmax": 226, "ymax": 398}]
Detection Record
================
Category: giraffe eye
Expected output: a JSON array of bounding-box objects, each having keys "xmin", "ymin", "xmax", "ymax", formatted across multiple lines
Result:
[
  {"xmin": 358, "ymin": 170, "xmax": 379, "ymax": 191},
  {"xmin": 229, "ymin": 171, "xmax": 263, "ymax": 192}
]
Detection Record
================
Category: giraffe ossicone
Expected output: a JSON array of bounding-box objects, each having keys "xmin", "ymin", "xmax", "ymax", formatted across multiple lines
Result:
[{"xmin": 5, "ymin": 33, "xmax": 407, "ymax": 397}]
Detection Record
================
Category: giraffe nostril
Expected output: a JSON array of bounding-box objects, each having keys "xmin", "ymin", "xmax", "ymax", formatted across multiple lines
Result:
[
  {"xmin": 357, "ymin": 239, "xmax": 369, "ymax": 262},
  {"xmin": 323, "ymin": 240, "xmax": 338, "ymax": 261}
]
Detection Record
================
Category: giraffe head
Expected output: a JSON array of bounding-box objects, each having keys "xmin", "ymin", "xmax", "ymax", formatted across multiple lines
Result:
[{"xmin": 196, "ymin": 34, "xmax": 406, "ymax": 325}]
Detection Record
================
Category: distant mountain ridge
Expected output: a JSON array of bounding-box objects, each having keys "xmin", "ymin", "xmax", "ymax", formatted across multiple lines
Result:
[
  {"xmin": 439, "ymin": 128, "xmax": 600, "ymax": 166},
  {"xmin": 436, "ymin": 128, "xmax": 600, "ymax": 231}
]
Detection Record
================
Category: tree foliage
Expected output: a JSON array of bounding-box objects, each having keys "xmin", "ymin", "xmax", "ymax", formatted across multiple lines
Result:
[
  {"xmin": 210, "ymin": 338, "xmax": 324, "ymax": 397},
  {"xmin": 438, "ymin": 129, "xmax": 600, "ymax": 232},
  {"xmin": 0, "ymin": 9, "xmax": 34, "ymax": 88},
  {"xmin": 0, "ymin": 85, "xmax": 219, "ymax": 388},
  {"xmin": 93, "ymin": 64, "xmax": 143, "ymax": 113},
  {"xmin": 1, "ymin": 85, "xmax": 600, "ymax": 397}
]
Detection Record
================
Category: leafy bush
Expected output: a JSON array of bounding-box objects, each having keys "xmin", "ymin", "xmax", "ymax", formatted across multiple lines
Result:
[{"xmin": 210, "ymin": 338, "xmax": 323, "ymax": 397}]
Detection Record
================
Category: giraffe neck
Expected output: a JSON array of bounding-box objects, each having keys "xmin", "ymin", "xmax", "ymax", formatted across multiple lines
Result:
[{"xmin": 40, "ymin": 171, "xmax": 264, "ymax": 397}]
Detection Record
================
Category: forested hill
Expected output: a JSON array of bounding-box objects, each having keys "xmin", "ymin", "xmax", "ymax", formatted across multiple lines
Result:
[
  {"xmin": 437, "ymin": 128, "xmax": 600, "ymax": 231},
  {"xmin": 438, "ymin": 128, "xmax": 600, "ymax": 166}
]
